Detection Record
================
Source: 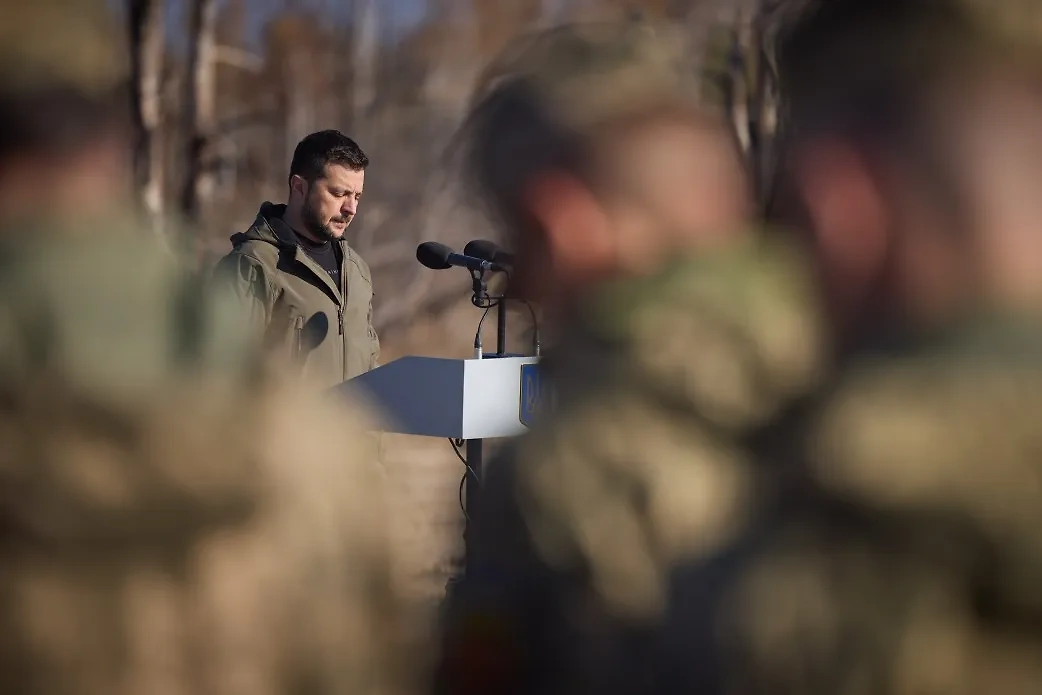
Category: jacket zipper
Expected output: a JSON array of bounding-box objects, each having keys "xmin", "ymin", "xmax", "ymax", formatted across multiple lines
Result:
[
  {"xmin": 341, "ymin": 247, "xmax": 349, "ymax": 381},
  {"xmin": 293, "ymin": 315, "xmax": 305, "ymax": 358}
]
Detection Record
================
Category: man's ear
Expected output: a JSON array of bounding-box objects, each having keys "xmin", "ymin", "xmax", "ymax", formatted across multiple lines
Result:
[
  {"xmin": 289, "ymin": 174, "xmax": 308, "ymax": 200},
  {"xmin": 791, "ymin": 139, "xmax": 890, "ymax": 270},
  {"xmin": 521, "ymin": 172, "xmax": 611, "ymax": 272}
]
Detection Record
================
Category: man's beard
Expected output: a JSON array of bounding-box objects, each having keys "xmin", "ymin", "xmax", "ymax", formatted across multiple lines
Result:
[{"xmin": 301, "ymin": 196, "xmax": 348, "ymax": 241}]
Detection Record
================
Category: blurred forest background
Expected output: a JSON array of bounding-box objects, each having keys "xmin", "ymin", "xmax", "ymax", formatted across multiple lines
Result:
[{"xmin": 119, "ymin": 0, "xmax": 783, "ymax": 596}]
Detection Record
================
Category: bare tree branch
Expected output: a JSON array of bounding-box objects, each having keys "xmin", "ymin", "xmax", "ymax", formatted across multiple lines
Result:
[
  {"xmin": 213, "ymin": 45, "xmax": 264, "ymax": 72},
  {"xmin": 181, "ymin": 0, "xmax": 219, "ymax": 229}
]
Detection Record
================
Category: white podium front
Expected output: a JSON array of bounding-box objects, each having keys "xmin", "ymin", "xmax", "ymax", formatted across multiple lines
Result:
[{"xmin": 334, "ymin": 355, "xmax": 540, "ymax": 439}]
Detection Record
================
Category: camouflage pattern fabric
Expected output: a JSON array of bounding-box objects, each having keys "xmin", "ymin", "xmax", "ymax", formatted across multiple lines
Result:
[
  {"xmin": 0, "ymin": 229, "xmax": 420, "ymax": 695},
  {"xmin": 655, "ymin": 318, "xmax": 1042, "ymax": 694},
  {"xmin": 435, "ymin": 236, "xmax": 824, "ymax": 694}
]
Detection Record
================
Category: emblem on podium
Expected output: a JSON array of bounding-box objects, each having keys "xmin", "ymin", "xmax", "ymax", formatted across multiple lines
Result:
[{"xmin": 519, "ymin": 363, "xmax": 543, "ymax": 427}]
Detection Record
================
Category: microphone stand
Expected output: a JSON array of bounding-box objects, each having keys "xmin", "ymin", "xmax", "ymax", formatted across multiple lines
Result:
[
  {"xmin": 460, "ymin": 267, "xmax": 520, "ymax": 574},
  {"xmin": 463, "ymin": 268, "xmax": 493, "ymax": 573},
  {"xmin": 496, "ymin": 294, "xmax": 507, "ymax": 356}
]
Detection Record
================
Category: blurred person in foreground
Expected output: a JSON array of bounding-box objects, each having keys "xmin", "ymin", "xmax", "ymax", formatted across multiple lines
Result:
[
  {"xmin": 645, "ymin": 0, "xmax": 1042, "ymax": 693},
  {"xmin": 434, "ymin": 19, "xmax": 823, "ymax": 695},
  {"xmin": 0, "ymin": 4, "xmax": 420, "ymax": 694},
  {"xmin": 213, "ymin": 130, "xmax": 380, "ymax": 390}
]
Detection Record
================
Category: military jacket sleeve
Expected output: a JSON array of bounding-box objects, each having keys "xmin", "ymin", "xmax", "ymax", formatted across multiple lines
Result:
[{"xmin": 211, "ymin": 251, "xmax": 278, "ymax": 335}]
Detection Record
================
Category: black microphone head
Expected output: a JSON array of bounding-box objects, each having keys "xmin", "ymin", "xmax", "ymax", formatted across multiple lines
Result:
[
  {"xmin": 416, "ymin": 241, "xmax": 453, "ymax": 270},
  {"xmin": 463, "ymin": 239, "xmax": 499, "ymax": 262},
  {"xmin": 464, "ymin": 239, "xmax": 514, "ymax": 266}
]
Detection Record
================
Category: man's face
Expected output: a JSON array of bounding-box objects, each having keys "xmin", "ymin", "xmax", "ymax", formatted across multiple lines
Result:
[
  {"xmin": 295, "ymin": 163, "xmax": 364, "ymax": 241},
  {"xmin": 597, "ymin": 116, "xmax": 750, "ymax": 258},
  {"xmin": 518, "ymin": 115, "xmax": 750, "ymax": 308},
  {"xmin": 0, "ymin": 134, "xmax": 130, "ymax": 227},
  {"xmin": 940, "ymin": 73, "xmax": 1042, "ymax": 308},
  {"xmin": 793, "ymin": 70, "xmax": 1042, "ymax": 346},
  {"xmin": 790, "ymin": 126, "xmax": 971, "ymax": 345}
]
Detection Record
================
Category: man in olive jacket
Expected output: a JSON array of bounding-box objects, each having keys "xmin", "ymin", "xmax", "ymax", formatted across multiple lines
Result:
[{"xmin": 214, "ymin": 131, "xmax": 380, "ymax": 389}]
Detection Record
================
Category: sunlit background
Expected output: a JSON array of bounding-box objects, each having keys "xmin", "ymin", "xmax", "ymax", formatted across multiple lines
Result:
[{"xmin": 109, "ymin": 0, "xmax": 770, "ymax": 596}]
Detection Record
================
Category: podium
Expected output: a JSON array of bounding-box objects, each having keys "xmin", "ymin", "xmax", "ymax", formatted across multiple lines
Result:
[
  {"xmin": 336, "ymin": 355, "xmax": 540, "ymax": 439},
  {"xmin": 334, "ymin": 354, "xmax": 543, "ymax": 565}
]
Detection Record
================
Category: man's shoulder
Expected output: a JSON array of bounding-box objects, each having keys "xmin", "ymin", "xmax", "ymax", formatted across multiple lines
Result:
[
  {"xmin": 222, "ymin": 236, "xmax": 282, "ymax": 270},
  {"xmin": 660, "ymin": 320, "xmax": 1042, "ymax": 693}
]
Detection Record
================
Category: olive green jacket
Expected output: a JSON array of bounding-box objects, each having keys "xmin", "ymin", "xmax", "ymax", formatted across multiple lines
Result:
[{"xmin": 213, "ymin": 202, "xmax": 380, "ymax": 390}]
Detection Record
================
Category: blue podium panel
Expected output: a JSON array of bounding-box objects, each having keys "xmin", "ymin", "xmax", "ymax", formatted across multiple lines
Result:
[
  {"xmin": 519, "ymin": 362, "xmax": 544, "ymax": 427},
  {"xmin": 335, "ymin": 356, "xmax": 540, "ymax": 439}
]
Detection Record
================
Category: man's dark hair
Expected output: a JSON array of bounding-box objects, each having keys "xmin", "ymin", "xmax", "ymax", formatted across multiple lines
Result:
[
  {"xmin": 288, "ymin": 130, "xmax": 369, "ymax": 184},
  {"xmin": 769, "ymin": 0, "xmax": 991, "ymax": 228},
  {"xmin": 777, "ymin": 0, "xmax": 980, "ymax": 145}
]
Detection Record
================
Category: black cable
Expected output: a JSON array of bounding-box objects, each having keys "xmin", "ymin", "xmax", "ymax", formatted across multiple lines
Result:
[
  {"xmin": 449, "ymin": 437, "xmax": 466, "ymax": 465},
  {"xmin": 473, "ymin": 301, "xmax": 496, "ymax": 356},
  {"xmin": 448, "ymin": 437, "xmax": 478, "ymax": 520},
  {"xmin": 459, "ymin": 474, "xmax": 468, "ymax": 521},
  {"xmin": 521, "ymin": 300, "xmax": 541, "ymax": 356}
]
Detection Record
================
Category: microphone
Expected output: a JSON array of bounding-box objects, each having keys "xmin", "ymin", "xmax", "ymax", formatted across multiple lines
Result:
[
  {"xmin": 416, "ymin": 241, "xmax": 506, "ymax": 273},
  {"xmin": 463, "ymin": 239, "xmax": 514, "ymax": 269}
]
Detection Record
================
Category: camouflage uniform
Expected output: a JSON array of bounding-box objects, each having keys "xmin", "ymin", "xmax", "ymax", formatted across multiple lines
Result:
[
  {"xmin": 437, "ymin": 5, "xmax": 1042, "ymax": 695},
  {"xmin": 436, "ymin": 238, "xmax": 823, "ymax": 694},
  {"xmin": 0, "ymin": 5, "xmax": 421, "ymax": 695}
]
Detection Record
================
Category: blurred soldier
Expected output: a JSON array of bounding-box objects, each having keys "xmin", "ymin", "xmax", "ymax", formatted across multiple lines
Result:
[
  {"xmin": 434, "ymin": 20, "xmax": 824, "ymax": 695},
  {"xmin": 0, "ymin": 3, "xmax": 420, "ymax": 694},
  {"xmin": 655, "ymin": 0, "xmax": 1042, "ymax": 693},
  {"xmin": 213, "ymin": 131, "xmax": 380, "ymax": 389}
]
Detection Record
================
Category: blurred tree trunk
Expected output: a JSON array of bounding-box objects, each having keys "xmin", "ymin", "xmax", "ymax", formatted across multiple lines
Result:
[
  {"xmin": 284, "ymin": 50, "xmax": 313, "ymax": 169},
  {"xmin": 181, "ymin": 0, "xmax": 219, "ymax": 231},
  {"xmin": 353, "ymin": 0, "xmax": 379, "ymax": 127},
  {"xmin": 128, "ymin": 0, "xmax": 166, "ymax": 242}
]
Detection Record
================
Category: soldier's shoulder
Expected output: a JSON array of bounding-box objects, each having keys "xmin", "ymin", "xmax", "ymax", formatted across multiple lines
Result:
[
  {"xmin": 0, "ymin": 234, "xmax": 260, "ymax": 397},
  {"xmin": 806, "ymin": 318, "xmax": 1042, "ymax": 518},
  {"xmin": 580, "ymin": 234, "xmax": 825, "ymax": 431},
  {"xmin": 666, "ymin": 320, "xmax": 1042, "ymax": 694}
]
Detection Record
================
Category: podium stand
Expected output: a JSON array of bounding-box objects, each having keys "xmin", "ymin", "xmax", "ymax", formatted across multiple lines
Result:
[
  {"xmin": 337, "ymin": 355, "xmax": 539, "ymax": 438},
  {"xmin": 334, "ymin": 355, "xmax": 542, "ymax": 564}
]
